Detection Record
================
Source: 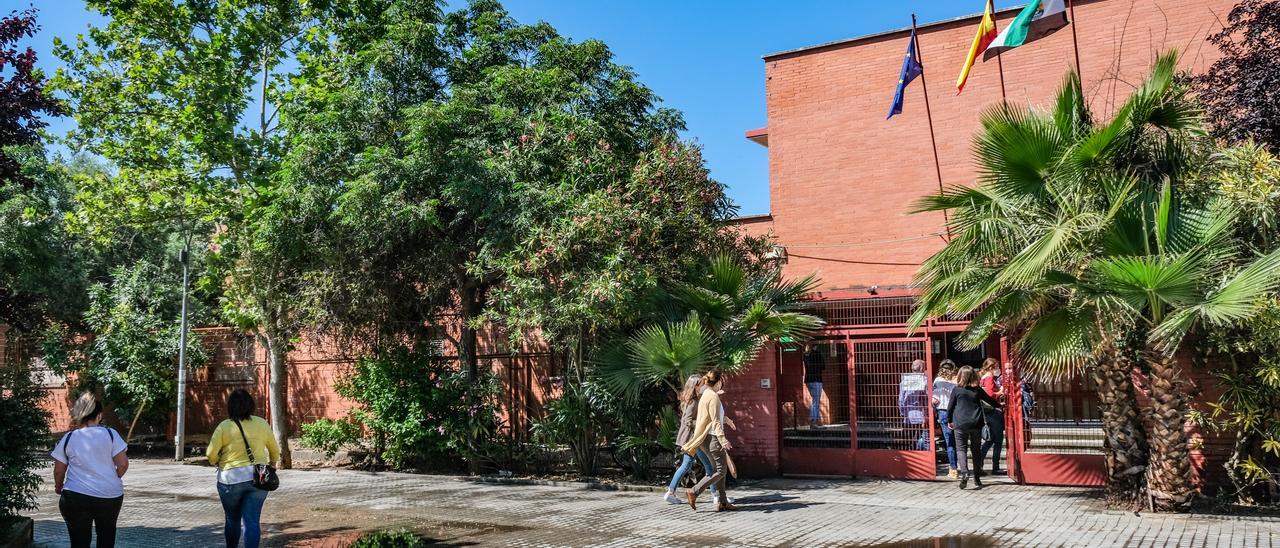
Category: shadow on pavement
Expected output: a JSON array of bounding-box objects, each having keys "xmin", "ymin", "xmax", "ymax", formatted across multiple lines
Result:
[{"xmin": 733, "ymin": 493, "xmax": 822, "ymax": 513}]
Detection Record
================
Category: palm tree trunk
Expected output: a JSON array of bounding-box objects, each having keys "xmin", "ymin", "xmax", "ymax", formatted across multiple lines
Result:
[
  {"xmin": 1145, "ymin": 348, "xmax": 1193, "ymax": 510},
  {"xmin": 1093, "ymin": 350, "xmax": 1150, "ymax": 506}
]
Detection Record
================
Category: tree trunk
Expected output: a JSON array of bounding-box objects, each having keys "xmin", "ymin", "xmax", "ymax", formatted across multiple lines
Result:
[
  {"xmin": 1145, "ymin": 348, "xmax": 1194, "ymax": 510},
  {"xmin": 263, "ymin": 332, "xmax": 293, "ymax": 469},
  {"xmin": 1092, "ymin": 349, "xmax": 1150, "ymax": 507},
  {"xmin": 458, "ymin": 284, "xmax": 480, "ymax": 383},
  {"xmin": 1224, "ymin": 429, "xmax": 1256, "ymax": 504},
  {"xmin": 126, "ymin": 399, "xmax": 147, "ymax": 444}
]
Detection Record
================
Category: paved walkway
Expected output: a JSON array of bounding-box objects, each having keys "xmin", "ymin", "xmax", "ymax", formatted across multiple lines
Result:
[{"xmin": 29, "ymin": 460, "xmax": 1280, "ymax": 547}]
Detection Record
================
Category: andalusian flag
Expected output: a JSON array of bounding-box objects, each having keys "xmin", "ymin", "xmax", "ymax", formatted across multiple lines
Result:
[
  {"xmin": 983, "ymin": 0, "xmax": 1069, "ymax": 60},
  {"xmin": 956, "ymin": 0, "xmax": 998, "ymax": 94}
]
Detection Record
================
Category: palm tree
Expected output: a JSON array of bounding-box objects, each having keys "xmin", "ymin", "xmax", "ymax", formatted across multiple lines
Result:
[
  {"xmin": 599, "ymin": 254, "xmax": 823, "ymax": 398},
  {"xmin": 910, "ymin": 52, "xmax": 1280, "ymax": 510}
]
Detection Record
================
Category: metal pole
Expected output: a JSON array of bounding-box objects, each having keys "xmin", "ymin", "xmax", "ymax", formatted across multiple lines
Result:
[
  {"xmin": 992, "ymin": 0, "xmax": 1008, "ymax": 102},
  {"xmin": 174, "ymin": 245, "xmax": 190, "ymax": 461},
  {"xmin": 1068, "ymin": 0, "xmax": 1083, "ymax": 81},
  {"xmin": 911, "ymin": 15, "xmax": 952, "ymax": 240}
]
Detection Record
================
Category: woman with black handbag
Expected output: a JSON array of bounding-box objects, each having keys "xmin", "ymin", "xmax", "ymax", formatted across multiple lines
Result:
[{"xmin": 207, "ymin": 389, "xmax": 279, "ymax": 548}]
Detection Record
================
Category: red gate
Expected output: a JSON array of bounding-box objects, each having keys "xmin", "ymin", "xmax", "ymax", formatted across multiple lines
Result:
[
  {"xmin": 851, "ymin": 338, "xmax": 935, "ymax": 479},
  {"xmin": 778, "ymin": 336, "xmax": 936, "ymax": 479}
]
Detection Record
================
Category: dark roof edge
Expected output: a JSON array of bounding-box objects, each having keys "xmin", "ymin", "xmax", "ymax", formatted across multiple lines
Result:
[
  {"xmin": 729, "ymin": 213, "xmax": 774, "ymax": 223},
  {"xmin": 762, "ymin": 4, "xmax": 1028, "ymax": 60}
]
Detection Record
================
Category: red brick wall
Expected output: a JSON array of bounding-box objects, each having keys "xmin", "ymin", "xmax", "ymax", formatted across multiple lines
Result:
[
  {"xmin": 763, "ymin": 0, "xmax": 1234, "ymax": 292},
  {"xmin": 722, "ymin": 344, "xmax": 781, "ymax": 476}
]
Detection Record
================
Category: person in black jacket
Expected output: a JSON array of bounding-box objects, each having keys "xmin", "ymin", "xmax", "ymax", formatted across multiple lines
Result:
[{"xmin": 946, "ymin": 366, "xmax": 1002, "ymax": 489}]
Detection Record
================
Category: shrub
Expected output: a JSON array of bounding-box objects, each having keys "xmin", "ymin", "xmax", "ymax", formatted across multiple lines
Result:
[
  {"xmin": 300, "ymin": 417, "xmax": 361, "ymax": 459},
  {"xmin": 532, "ymin": 380, "xmax": 614, "ymax": 476},
  {"xmin": 302, "ymin": 346, "xmax": 500, "ymax": 469},
  {"xmin": 350, "ymin": 528, "xmax": 425, "ymax": 548},
  {"xmin": 0, "ymin": 360, "xmax": 50, "ymax": 525}
]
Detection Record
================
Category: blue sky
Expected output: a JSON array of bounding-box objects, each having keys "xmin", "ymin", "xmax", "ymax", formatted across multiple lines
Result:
[{"xmin": 19, "ymin": 0, "xmax": 986, "ymax": 216}]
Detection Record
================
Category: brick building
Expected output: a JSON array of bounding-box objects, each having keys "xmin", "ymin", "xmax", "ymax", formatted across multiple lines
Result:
[
  {"xmin": 719, "ymin": 0, "xmax": 1237, "ymax": 485},
  {"xmin": 14, "ymin": 0, "xmax": 1239, "ymax": 487}
]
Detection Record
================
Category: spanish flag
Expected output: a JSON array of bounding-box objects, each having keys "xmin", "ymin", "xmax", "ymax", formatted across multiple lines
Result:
[{"xmin": 956, "ymin": 0, "xmax": 998, "ymax": 94}]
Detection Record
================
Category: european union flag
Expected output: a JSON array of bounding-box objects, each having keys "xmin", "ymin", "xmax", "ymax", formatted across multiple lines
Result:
[{"xmin": 887, "ymin": 29, "xmax": 924, "ymax": 119}]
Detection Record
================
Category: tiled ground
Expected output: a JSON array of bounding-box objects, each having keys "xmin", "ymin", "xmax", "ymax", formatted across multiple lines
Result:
[{"xmin": 29, "ymin": 461, "xmax": 1280, "ymax": 547}]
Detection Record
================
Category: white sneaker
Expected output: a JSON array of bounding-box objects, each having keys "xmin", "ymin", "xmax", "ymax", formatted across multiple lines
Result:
[
  {"xmin": 663, "ymin": 492, "xmax": 681, "ymax": 504},
  {"xmin": 714, "ymin": 495, "xmax": 735, "ymax": 504}
]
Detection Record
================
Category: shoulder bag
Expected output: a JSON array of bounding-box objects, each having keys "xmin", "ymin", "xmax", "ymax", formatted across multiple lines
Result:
[{"xmin": 233, "ymin": 420, "xmax": 280, "ymax": 491}]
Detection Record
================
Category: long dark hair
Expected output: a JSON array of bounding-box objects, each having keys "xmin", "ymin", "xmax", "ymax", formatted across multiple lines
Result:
[
  {"xmin": 956, "ymin": 366, "xmax": 979, "ymax": 388},
  {"xmin": 702, "ymin": 370, "xmax": 723, "ymax": 388},
  {"xmin": 227, "ymin": 389, "xmax": 254, "ymax": 421}
]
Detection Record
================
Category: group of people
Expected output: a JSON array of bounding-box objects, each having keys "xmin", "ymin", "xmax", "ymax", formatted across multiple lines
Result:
[
  {"xmin": 931, "ymin": 357, "xmax": 1007, "ymax": 489},
  {"xmin": 51, "ymin": 389, "xmax": 279, "ymax": 547},
  {"xmin": 662, "ymin": 370, "xmax": 739, "ymax": 512}
]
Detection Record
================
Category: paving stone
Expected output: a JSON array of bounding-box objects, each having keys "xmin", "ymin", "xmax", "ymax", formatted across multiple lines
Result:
[{"xmin": 28, "ymin": 461, "xmax": 1280, "ymax": 547}]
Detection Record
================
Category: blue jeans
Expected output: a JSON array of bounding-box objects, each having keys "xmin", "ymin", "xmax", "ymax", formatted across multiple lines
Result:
[
  {"xmin": 980, "ymin": 408, "xmax": 1005, "ymax": 474},
  {"xmin": 807, "ymin": 382, "xmax": 823, "ymax": 423},
  {"xmin": 667, "ymin": 450, "xmax": 719, "ymax": 495},
  {"xmin": 937, "ymin": 410, "xmax": 957, "ymax": 469},
  {"xmin": 217, "ymin": 481, "xmax": 268, "ymax": 548}
]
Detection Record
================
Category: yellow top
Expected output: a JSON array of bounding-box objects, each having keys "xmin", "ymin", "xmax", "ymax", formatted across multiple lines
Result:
[
  {"xmin": 681, "ymin": 388, "xmax": 727, "ymax": 455},
  {"xmin": 206, "ymin": 416, "xmax": 280, "ymax": 469}
]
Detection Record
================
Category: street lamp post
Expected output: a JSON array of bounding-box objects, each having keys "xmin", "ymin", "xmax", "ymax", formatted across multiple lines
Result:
[{"xmin": 174, "ymin": 244, "xmax": 190, "ymax": 461}]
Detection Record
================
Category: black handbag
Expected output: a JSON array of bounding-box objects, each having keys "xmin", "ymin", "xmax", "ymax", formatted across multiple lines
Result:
[{"xmin": 234, "ymin": 419, "xmax": 280, "ymax": 492}]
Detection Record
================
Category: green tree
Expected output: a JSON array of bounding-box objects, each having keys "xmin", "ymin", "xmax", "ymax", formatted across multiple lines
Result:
[
  {"xmin": 80, "ymin": 260, "xmax": 209, "ymax": 441},
  {"xmin": 910, "ymin": 53, "xmax": 1280, "ymax": 510},
  {"xmin": 283, "ymin": 0, "xmax": 734, "ymax": 382},
  {"xmin": 53, "ymin": 0, "xmax": 327, "ymax": 467}
]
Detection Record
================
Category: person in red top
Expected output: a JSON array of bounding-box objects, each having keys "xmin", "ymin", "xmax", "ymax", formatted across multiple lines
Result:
[{"xmin": 978, "ymin": 358, "xmax": 1006, "ymax": 476}]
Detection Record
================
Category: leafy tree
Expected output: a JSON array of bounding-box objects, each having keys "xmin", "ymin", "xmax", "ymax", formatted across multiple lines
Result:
[
  {"xmin": 284, "ymin": 0, "xmax": 737, "ymax": 383},
  {"xmin": 53, "ymin": 0, "xmax": 328, "ymax": 467},
  {"xmin": 1186, "ymin": 143, "xmax": 1280, "ymax": 503},
  {"xmin": 910, "ymin": 53, "xmax": 1280, "ymax": 510},
  {"xmin": 1198, "ymin": 0, "xmax": 1280, "ymax": 149},
  {"xmin": 0, "ymin": 8, "xmax": 62, "ymax": 190},
  {"xmin": 0, "ymin": 9, "xmax": 72, "ymax": 330},
  {"xmin": 79, "ymin": 260, "xmax": 208, "ymax": 441}
]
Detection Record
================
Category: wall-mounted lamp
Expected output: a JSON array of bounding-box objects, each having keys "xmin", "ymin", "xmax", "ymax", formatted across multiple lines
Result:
[{"xmin": 867, "ymin": 285, "xmax": 879, "ymax": 295}]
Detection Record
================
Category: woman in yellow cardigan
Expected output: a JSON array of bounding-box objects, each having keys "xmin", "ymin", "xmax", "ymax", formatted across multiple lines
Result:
[
  {"xmin": 207, "ymin": 389, "xmax": 279, "ymax": 548},
  {"xmin": 680, "ymin": 370, "xmax": 737, "ymax": 512}
]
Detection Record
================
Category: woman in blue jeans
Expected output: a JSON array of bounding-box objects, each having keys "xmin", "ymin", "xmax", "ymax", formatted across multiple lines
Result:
[
  {"xmin": 931, "ymin": 360, "xmax": 959, "ymax": 479},
  {"xmin": 663, "ymin": 375, "xmax": 727, "ymax": 504},
  {"xmin": 207, "ymin": 390, "xmax": 279, "ymax": 548}
]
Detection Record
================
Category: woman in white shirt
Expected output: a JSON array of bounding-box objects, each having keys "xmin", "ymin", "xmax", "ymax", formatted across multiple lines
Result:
[{"xmin": 52, "ymin": 393, "xmax": 129, "ymax": 548}]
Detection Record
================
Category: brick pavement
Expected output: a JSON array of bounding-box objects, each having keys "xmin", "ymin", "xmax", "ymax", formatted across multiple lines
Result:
[{"xmin": 29, "ymin": 461, "xmax": 1280, "ymax": 547}]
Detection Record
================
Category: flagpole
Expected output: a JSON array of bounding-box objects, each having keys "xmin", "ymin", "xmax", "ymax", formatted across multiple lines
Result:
[
  {"xmin": 911, "ymin": 14, "xmax": 951, "ymax": 239},
  {"xmin": 1068, "ymin": 0, "xmax": 1083, "ymax": 81},
  {"xmin": 991, "ymin": 0, "xmax": 1007, "ymax": 102}
]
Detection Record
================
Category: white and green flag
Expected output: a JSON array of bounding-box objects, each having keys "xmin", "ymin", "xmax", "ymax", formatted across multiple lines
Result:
[{"xmin": 983, "ymin": 0, "xmax": 1069, "ymax": 60}]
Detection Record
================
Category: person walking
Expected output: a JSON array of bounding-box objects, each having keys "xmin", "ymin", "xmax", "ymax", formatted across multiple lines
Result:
[
  {"xmin": 946, "ymin": 366, "xmax": 1002, "ymax": 489},
  {"xmin": 978, "ymin": 358, "xmax": 1007, "ymax": 475},
  {"xmin": 52, "ymin": 392, "xmax": 129, "ymax": 548},
  {"xmin": 803, "ymin": 344, "xmax": 825, "ymax": 427},
  {"xmin": 680, "ymin": 370, "xmax": 736, "ymax": 512},
  {"xmin": 207, "ymin": 389, "xmax": 279, "ymax": 548},
  {"xmin": 663, "ymin": 375, "xmax": 726, "ymax": 505},
  {"xmin": 932, "ymin": 360, "xmax": 959, "ymax": 479}
]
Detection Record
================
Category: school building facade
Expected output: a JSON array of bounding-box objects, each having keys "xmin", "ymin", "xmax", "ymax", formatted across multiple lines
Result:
[
  {"xmin": 718, "ymin": 0, "xmax": 1238, "ymax": 486},
  {"xmin": 8, "ymin": 0, "xmax": 1240, "ymax": 488}
]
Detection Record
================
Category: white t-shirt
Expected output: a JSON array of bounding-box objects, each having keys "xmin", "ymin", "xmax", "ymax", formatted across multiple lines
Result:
[{"xmin": 51, "ymin": 426, "xmax": 128, "ymax": 498}]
